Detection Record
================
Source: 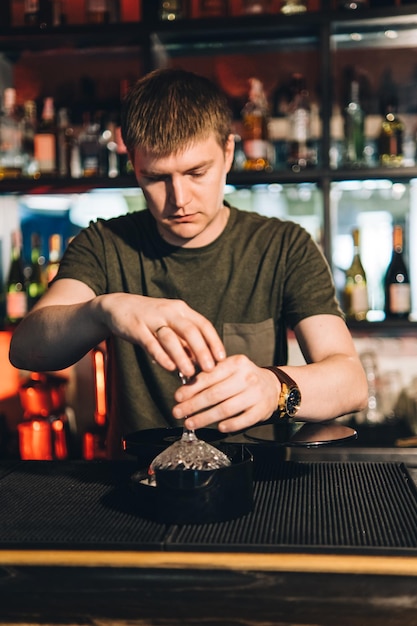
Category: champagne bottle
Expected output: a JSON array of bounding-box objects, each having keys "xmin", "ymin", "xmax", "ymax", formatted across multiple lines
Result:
[
  {"xmin": 343, "ymin": 68, "xmax": 365, "ymax": 167},
  {"xmin": 34, "ymin": 97, "xmax": 57, "ymax": 175},
  {"xmin": 27, "ymin": 233, "xmax": 46, "ymax": 310},
  {"xmin": 343, "ymin": 228, "xmax": 368, "ymax": 321},
  {"xmin": 241, "ymin": 77, "xmax": 271, "ymax": 171},
  {"xmin": 6, "ymin": 230, "xmax": 27, "ymax": 326},
  {"xmin": 384, "ymin": 225, "xmax": 411, "ymax": 320},
  {"xmin": 378, "ymin": 96, "xmax": 404, "ymax": 167}
]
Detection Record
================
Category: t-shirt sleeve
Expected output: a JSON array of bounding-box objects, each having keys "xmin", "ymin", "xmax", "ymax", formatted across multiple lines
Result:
[
  {"xmin": 54, "ymin": 220, "xmax": 108, "ymax": 296},
  {"xmin": 282, "ymin": 223, "xmax": 344, "ymax": 329}
]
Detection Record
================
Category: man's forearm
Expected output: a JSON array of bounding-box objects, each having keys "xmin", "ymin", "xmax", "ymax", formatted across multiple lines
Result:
[{"xmin": 9, "ymin": 303, "xmax": 109, "ymax": 372}]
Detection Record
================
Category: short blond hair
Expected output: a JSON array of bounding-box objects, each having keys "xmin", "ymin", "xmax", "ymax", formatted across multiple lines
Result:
[{"xmin": 121, "ymin": 68, "xmax": 232, "ymax": 156}]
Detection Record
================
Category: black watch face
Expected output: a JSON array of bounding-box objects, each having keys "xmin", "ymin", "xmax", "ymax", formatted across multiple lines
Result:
[{"xmin": 287, "ymin": 388, "xmax": 302, "ymax": 417}]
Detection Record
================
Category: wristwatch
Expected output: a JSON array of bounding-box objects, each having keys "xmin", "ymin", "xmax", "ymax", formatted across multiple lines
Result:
[{"xmin": 263, "ymin": 366, "xmax": 302, "ymax": 419}]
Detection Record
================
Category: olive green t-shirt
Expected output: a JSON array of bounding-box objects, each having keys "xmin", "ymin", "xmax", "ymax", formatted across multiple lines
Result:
[{"xmin": 57, "ymin": 205, "xmax": 342, "ymax": 454}]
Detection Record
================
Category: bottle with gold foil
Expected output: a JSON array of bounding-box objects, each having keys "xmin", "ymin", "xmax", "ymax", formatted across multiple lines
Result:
[
  {"xmin": 241, "ymin": 77, "xmax": 271, "ymax": 172},
  {"xmin": 343, "ymin": 228, "xmax": 368, "ymax": 321}
]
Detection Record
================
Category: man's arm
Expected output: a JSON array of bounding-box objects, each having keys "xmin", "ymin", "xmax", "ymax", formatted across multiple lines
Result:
[{"xmin": 9, "ymin": 278, "xmax": 226, "ymax": 376}]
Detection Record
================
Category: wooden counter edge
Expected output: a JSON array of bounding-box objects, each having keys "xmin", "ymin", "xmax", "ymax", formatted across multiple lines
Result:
[{"xmin": 0, "ymin": 550, "xmax": 416, "ymax": 576}]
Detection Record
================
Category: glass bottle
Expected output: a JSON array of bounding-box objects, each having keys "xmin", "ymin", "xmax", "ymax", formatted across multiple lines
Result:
[
  {"xmin": 24, "ymin": 0, "xmax": 54, "ymax": 27},
  {"xmin": 21, "ymin": 100, "xmax": 37, "ymax": 177},
  {"xmin": 280, "ymin": 0, "xmax": 307, "ymax": 14},
  {"xmin": 343, "ymin": 227, "xmax": 368, "ymax": 321},
  {"xmin": 197, "ymin": 0, "xmax": 228, "ymax": 16},
  {"xmin": 384, "ymin": 225, "xmax": 411, "ymax": 320},
  {"xmin": 159, "ymin": 0, "xmax": 186, "ymax": 20},
  {"xmin": 241, "ymin": 77, "xmax": 271, "ymax": 172},
  {"xmin": 286, "ymin": 73, "xmax": 314, "ymax": 172},
  {"xmin": 46, "ymin": 233, "xmax": 62, "ymax": 284},
  {"xmin": 57, "ymin": 107, "xmax": 73, "ymax": 178},
  {"xmin": 85, "ymin": 0, "xmax": 115, "ymax": 23},
  {"xmin": 34, "ymin": 96, "xmax": 57, "ymax": 175},
  {"xmin": 0, "ymin": 87, "xmax": 23, "ymax": 180},
  {"xmin": 78, "ymin": 111, "xmax": 101, "ymax": 177},
  {"xmin": 27, "ymin": 233, "xmax": 46, "ymax": 310},
  {"xmin": 0, "ymin": 1, "xmax": 11, "ymax": 27},
  {"xmin": 242, "ymin": 0, "xmax": 271, "ymax": 13},
  {"xmin": 378, "ymin": 97, "xmax": 404, "ymax": 167},
  {"xmin": 6, "ymin": 230, "xmax": 27, "ymax": 326},
  {"xmin": 343, "ymin": 69, "xmax": 365, "ymax": 167}
]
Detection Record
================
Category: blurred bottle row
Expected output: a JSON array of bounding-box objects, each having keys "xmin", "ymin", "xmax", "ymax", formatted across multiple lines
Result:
[
  {"xmin": 234, "ymin": 68, "xmax": 417, "ymax": 172},
  {"xmin": 1, "ymin": 0, "xmax": 415, "ymax": 29},
  {"xmin": 0, "ymin": 80, "xmax": 132, "ymax": 181},
  {"xmin": 2, "ymin": 229, "xmax": 62, "ymax": 328},
  {"xmin": 3, "ymin": 66, "xmax": 417, "ymax": 182}
]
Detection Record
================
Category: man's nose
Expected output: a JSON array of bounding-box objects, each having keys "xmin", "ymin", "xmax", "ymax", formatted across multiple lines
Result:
[{"xmin": 170, "ymin": 175, "xmax": 191, "ymax": 208}]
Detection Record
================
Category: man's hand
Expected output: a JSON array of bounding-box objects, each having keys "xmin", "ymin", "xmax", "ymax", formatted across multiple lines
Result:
[
  {"xmin": 171, "ymin": 354, "xmax": 280, "ymax": 433},
  {"xmin": 95, "ymin": 293, "xmax": 226, "ymax": 377}
]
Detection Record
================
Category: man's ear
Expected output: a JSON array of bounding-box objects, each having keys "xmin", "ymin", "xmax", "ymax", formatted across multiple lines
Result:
[{"xmin": 225, "ymin": 133, "xmax": 235, "ymax": 172}]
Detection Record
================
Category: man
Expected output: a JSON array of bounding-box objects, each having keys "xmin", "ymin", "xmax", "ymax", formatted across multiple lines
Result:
[{"xmin": 10, "ymin": 68, "xmax": 367, "ymax": 457}]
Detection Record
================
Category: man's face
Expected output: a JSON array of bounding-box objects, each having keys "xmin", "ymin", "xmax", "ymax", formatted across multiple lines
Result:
[{"xmin": 130, "ymin": 133, "xmax": 235, "ymax": 248}]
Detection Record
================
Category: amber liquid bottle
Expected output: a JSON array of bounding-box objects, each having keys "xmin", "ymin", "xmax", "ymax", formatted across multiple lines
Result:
[
  {"xmin": 384, "ymin": 225, "xmax": 411, "ymax": 320},
  {"xmin": 241, "ymin": 77, "xmax": 271, "ymax": 171},
  {"xmin": 378, "ymin": 98, "xmax": 404, "ymax": 167},
  {"xmin": 34, "ymin": 97, "xmax": 57, "ymax": 175},
  {"xmin": 343, "ymin": 228, "xmax": 368, "ymax": 321}
]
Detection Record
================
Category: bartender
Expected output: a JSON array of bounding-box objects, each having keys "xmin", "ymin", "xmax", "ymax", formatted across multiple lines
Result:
[{"xmin": 9, "ymin": 68, "xmax": 368, "ymax": 457}]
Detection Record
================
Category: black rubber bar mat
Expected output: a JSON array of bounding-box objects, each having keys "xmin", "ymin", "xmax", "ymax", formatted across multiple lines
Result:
[{"xmin": 0, "ymin": 458, "xmax": 416, "ymax": 554}]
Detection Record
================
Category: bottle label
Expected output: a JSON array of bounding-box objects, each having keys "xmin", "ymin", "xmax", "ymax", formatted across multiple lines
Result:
[
  {"xmin": 291, "ymin": 109, "xmax": 309, "ymax": 143},
  {"xmin": 87, "ymin": 0, "xmax": 108, "ymax": 10},
  {"xmin": 351, "ymin": 284, "xmax": 368, "ymax": 312},
  {"xmin": 243, "ymin": 139, "xmax": 268, "ymax": 159},
  {"xmin": 34, "ymin": 134, "xmax": 56, "ymax": 172},
  {"xmin": 389, "ymin": 284, "xmax": 411, "ymax": 314},
  {"xmin": 6, "ymin": 291, "xmax": 27, "ymax": 321},
  {"xmin": 25, "ymin": 0, "xmax": 40, "ymax": 12}
]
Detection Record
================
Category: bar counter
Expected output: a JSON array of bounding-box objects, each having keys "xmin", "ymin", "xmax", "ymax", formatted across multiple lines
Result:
[{"xmin": 0, "ymin": 444, "xmax": 416, "ymax": 625}]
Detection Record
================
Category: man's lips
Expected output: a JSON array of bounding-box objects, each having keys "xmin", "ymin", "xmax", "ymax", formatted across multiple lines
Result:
[{"xmin": 168, "ymin": 213, "xmax": 197, "ymax": 222}]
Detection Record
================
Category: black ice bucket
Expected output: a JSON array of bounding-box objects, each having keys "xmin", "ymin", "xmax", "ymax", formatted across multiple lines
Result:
[{"xmin": 129, "ymin": 442, "xmax": 253, "ymax": 525}]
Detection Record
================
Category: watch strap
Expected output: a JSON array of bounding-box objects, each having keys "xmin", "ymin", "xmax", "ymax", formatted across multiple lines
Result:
[{"xmin": 263, "ymin": 366, "xmax": 301, "ymax": 419}]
